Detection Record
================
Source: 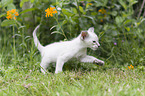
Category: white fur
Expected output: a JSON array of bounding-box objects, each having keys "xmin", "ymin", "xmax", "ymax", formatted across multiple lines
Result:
[{"xmin": 33, "ymin": 25, "xmax": 104, "ymax": 74}]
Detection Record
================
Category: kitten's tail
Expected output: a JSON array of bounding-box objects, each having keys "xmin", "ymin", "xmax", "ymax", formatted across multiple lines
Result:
[{"xmin": 33, "ymin": 25, "xmax": 44, "ymax": 52}]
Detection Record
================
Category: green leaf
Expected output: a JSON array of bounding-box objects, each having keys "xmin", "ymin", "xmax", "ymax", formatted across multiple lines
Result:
[
  {"xmin": 115, "ymin": 16, "xmax": 124, "ymax": 25},
  {"xmin": 51, "ymin": 31, "xmax": 62, "ymax": 35},
  {"xmin": 134, "ymin": 22, "xmax": 141, "ymax": 27},
  {"xmin": 30, "ymin": 0, "xmax": 35, "ymax": 3},
  {"xmin": 125, "ymin": 27, "xmax": 130, "ymax": 32},
  {"xmin": 0, "ymin": 2, "xmax": 2, "ymax": 8},
  {"xmin": 72, "ymin": 2, "xmax": 77, "ymax": 8},
  {"xmin": 1, "ymin": 0, "xmax": 13, "ymax": 7},
  {"xmin": 68, "ymin": 17, "xmax": 76, "ymax": 24},
  {"xmin": 20, "ymin": 0, "xmax": 29, "ymax": 7},
  {"xmin": 1, "ymin": 19, "xmax": 16, "ymax": 27},
  {"xmin": 129, "ymin": 0, "xmax": 138, "ymax": 6},
  {"xmin": 7, "ymin": 3, "xmax": 16, "ymax": 10},
  {"xmin": 94, "ymin": 0, "xmax": 108, "ymax": 7},
  {"xmin": 86, "ymin": 3, "xmax": 89, "ymax": 9},
  {"xmin": 111, "ymin": 11, "xmax": 117, "ymax": 16},
  {"xmin": 0, "ymin": 13, "xmax": 6, "ymax": 18},
  {"xmin": 62, "ymin": 20, "xmax": 68, "ymax": 25},
  {"xmin": 103, "ymin": 0, "xmax": 108, "ymax": 6},
  {"xmin": 62, "ymin": 8, "xmax": 73, "ymax": 17},
  {"xmin": 141, "ymin": 18, "xmax": 145, "ymax": 23},
  {"xmin": 83, "ymin": 15, "xmax": 96, "ymax": 25},
  {"xmin": 91, "ymin": 12, "xmax": 97, "ymax": 16},
  {"xmin": 112, "ymin": 30, "xmax": 120, "ymax": 36},
  {"xmin": 119, "ymin": 0, "xmax": 127, "ymax": 10},
  {"xmin": 79, "ymin": 6, "xmax": 84, "ymax": 13},
  {"xmin": 20, "ymin": 8, "xmax": 36, "ymax": 14},
  {"xmin": 72, "ymin": 8, "xmax": 77, "ymax": 14},
  {"xmin": 50, "ymin": 25, "xmax": 58, "ymax": 30},
  {"xmin": 123, "ymin": 19, "xmax": 133, "ymax": 25}
]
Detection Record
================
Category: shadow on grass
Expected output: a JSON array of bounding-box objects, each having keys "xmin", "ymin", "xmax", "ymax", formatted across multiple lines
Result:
[{"xmin": 45, "ymin": 59, "xmax": 115, "ymax": 74}]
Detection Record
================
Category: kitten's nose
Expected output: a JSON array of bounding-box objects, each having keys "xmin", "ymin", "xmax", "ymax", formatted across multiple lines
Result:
[{"xmin": 97, "ymin": 42, "xmax": 100, "ymax": 47}]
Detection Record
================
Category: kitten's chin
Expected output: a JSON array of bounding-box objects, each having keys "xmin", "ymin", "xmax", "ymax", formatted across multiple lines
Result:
[
  {"xmin": 91, "ymin": 47, "xmax": 97, "ymax": 50},
  {"xmin": 90, "ymin": 45, "xmax": 98, "ymax": 50}
]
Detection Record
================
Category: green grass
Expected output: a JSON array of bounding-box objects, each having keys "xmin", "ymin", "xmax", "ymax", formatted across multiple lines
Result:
[
  {"xmin": 0, "ymin": 34, "xmax": 145, "ymax": 96},
  {"xmin": 0, "ymin": 62, "xmax": 145, "ymax": 96}
]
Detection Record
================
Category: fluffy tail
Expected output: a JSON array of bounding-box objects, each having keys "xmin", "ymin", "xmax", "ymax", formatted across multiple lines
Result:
[{"xmin": 33, "ymin": 25, "xmax": 44, "ymax": 52}]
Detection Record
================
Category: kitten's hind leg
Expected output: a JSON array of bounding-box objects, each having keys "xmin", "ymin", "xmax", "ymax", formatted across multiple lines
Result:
[{"xmin": 40, "ymin": 57, "xmax": 51, "ymax": 74}]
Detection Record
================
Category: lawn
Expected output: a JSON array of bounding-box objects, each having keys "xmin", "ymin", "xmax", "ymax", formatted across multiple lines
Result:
[
  {"xmin": 0, "ymin": 0, "xmax": 145, "ymax": 96},
  {"xmin": 0, "ymin": 63, "xmax": 145, "ymax": 96}
]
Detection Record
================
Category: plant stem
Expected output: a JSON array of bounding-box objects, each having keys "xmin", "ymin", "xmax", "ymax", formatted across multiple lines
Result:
[
  {"xmin": 53, "ymin": 16, "xmax": 67, "ymax": 40},
  {"xmin": 137, "ymin": 0, "xmax": 145, "ymax": 19},
  {"xmin": 13, "ymin": 25, "xmax": 16, "ymax": 65}
]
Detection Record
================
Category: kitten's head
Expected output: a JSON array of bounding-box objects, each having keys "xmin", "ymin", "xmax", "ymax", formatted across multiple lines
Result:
[{"xmin": 80, "ymin": 27, "xmax": 100, "ymax": 50}]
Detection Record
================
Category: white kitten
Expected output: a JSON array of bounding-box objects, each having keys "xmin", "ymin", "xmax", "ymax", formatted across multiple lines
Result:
[{"xmin": 33, "ymin": 25, "xmax": 104, "ymax": 74}]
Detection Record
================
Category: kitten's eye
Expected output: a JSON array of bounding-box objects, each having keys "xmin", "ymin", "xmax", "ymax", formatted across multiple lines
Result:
[{"xmin": 93, "ymin": 41, "xmax": 96, "ymax": 43}]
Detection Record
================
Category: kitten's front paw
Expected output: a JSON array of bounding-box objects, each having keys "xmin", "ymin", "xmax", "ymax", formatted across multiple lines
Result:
[
  {"xmin": 55, "ymin": 70, "xmax": 63, "ymax": 74},
  {"xmin": 93, "ymin": 60, "xmax": 104, "ymax": 66}
]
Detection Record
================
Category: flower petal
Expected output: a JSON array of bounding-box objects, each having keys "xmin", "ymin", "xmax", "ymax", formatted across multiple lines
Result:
[
  {"xmin": 15, "ymin": 12, "xmax": 19, "ymax": 16},
  {"xmin": 11, "ymin": 9, "xmax": 16, "ymax": 14}
]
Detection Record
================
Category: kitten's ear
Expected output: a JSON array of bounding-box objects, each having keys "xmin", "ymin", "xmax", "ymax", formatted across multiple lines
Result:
[
  {"xmin": 81, "ymin": 31, "xmax": 88, "ymax": 40},
  {"xmin": 88, "ymin": 27, "xmax": 94, "ymax": 33}
]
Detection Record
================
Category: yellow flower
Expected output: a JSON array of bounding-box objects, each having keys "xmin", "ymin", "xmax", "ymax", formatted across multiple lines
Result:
[
  {"xmin": 130, "ymin": 65, "xmax": 134, "ymax": 69},
  {"xmin": 11, "ymin": 9, "xmax": 16, "ymax": 14},
  {"xmin": 45, "ymin": 7, "xmax": 57, "ymax": 17},
  {"xmin": 7, "ymin": 11, "xmax": 10, "ymax": 15},
  {"xmin": 99, "ymin": 8, "xmax": 106, "ymax": 14},
  {"xmin": 128, "ymin": 66, "xmax": 131, "ymax": 69},
  {"xmin": 130, "ymin": 65, "xmax": 133, "ymax": 67},
  {"xmin": 88, "ymin": 3, "xmax": 93, "ymax": 5},
  {"xmin": 6, "ymin": 14, "xmax": 12, "ymax": 20},
  {"xmin": 14, "ymin": 17, "xmax": 16, "ymax": 20},
  {"xmin": 100, "ymin": 19, "xmax": 103, "ymax": 22},
  {"xmin": 15, "ymin": 12, "xmax": 19, "ymax": 16},
  {"xmin": 6, "ymin": 9, "xmax": 19, "ymax": 20},
  {"xmin": 127, "ymin": 65, "xmax": 134, "ymax": 70},
  {"xmin": 98, "ymin": 9, "xmax": 102, "ymax": 12}
]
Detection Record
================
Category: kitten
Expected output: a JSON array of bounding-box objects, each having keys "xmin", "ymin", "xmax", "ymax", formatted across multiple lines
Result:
[{"xmin": 33, "ymin": 25, "xmax": 104, "ymax": 74}]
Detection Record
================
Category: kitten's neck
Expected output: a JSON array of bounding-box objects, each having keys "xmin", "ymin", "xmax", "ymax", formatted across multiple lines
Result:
[{"xmin": 72, "ymin": 35, "xmax": 88, "ymax": 49}]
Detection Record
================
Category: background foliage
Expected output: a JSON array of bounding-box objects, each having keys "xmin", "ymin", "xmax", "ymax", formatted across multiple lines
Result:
[{"xmin": 0, "ymin": 0, "xmax": 145, "ymax": 66}]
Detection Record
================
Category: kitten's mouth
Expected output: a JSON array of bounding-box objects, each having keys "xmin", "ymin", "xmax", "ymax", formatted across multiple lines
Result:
[
  {"xmin": 91, "ymin": 47, "xmax": 97, "ymax": 50},
  {"xmin": 91, "ymin": 45, "xmax": 98, "ymax": 50}
]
